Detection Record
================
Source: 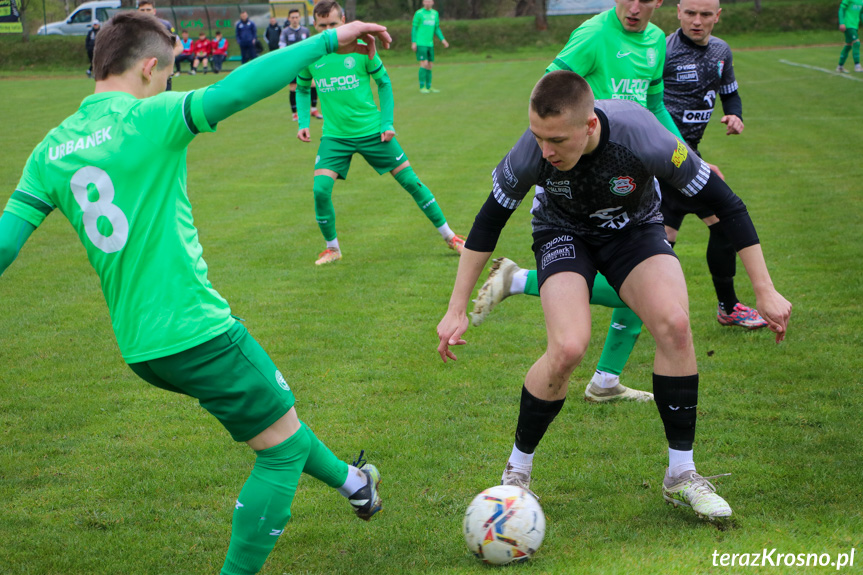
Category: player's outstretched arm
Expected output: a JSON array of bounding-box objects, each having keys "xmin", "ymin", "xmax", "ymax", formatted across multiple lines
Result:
[
  {"xmin": 437, "ymin": 248, "xmax": 492, "ymax": 363},
  {"xmin": 736, "ymin": 244, "xmax": 791, "ymax": 342},
  {"xmin": 0, "ymin": 212, "xmax": 37, "ymax": 277}
]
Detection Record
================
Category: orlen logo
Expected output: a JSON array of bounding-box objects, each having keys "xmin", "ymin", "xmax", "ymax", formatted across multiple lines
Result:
[
  {"xmin": 315, "ymin": 74, "xmax": 360, "ymax": 92},
  {"xmin": 609, "ymin": 176, "xmax": 636, "ymax": 196},
  {"xmin": 682, "ymin": 109, "xmax": 713, "ymax": 123}
]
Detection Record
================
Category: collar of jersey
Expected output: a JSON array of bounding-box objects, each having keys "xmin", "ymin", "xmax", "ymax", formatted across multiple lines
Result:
[
  {"xmin": 583, "ymin": 107, "xmax": 610, "ymax": 159},
  {"xmin": 81, "ymin": 91, "xmax": 138, "ymax": 107},
  {"xmin": 677, "ymin": 28, "xmax": 710, "ymax": 50}
]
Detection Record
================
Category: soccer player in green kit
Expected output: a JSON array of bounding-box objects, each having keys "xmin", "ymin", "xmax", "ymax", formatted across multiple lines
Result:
[
  {"xmin": 837, "ymin": 0, "xmax": 863, "ymax": 73},
  {"xmin": 412, "ymin": 0, "xmax": 449, "ymax": 93},
  {"xmin": 473, "ymin": 0, "xmax": 684, "ymax": 407},
  {"xmin": 0, "ymin": 12, "xmax": 392, "ymax": 574},
  {"xmin": 296, "ymin": 0, "xmax": 464, "ymax": 265}
]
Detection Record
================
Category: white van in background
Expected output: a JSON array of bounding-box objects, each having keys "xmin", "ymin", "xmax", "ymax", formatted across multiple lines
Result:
[{"xmin": 37, "ymin": 0, "xmax": 121, "ymax": 35}]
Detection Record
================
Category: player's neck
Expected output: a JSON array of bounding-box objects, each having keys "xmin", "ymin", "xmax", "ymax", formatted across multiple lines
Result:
[{"xmin": 95, "ymin": 69, "xmax": 157, "ymax": 99}]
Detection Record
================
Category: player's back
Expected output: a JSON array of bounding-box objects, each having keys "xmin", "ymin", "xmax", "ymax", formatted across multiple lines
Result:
[{"xmin": 14, "ymin": 90, "xmax": 232, "ymax": 362}]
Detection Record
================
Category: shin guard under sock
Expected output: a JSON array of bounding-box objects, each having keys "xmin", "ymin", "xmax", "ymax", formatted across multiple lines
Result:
[
  {"xmin": 300, "ymin": 422, "xmax": 349, "ymax": 488},
  {"xmin": 394, "ymin": 166, "xmax": 447, "ymax": 227},
  {"xmin": 313, "ymin": 175, "xmax": 337, "ymax": 242},
  {"xmin": 653, "ymin": 373, "xmax": 698, "ymax": 451},
  {"xmin": 221, "ymin": 430, "xmax": 311, "ymax": 575},
  {"xmin": 514, "ymin": 386, "xmax": 565, "ymax": 454},
  {"xmin": 596, "ymin": 307, "xmax": 643, "ymax": 376}
]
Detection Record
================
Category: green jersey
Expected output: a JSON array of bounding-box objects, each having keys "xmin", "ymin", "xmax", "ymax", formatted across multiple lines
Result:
[
  {"xmin": 5, "ymin": 90, "xmax": 233, "ymax": 363},
  {"xmin": 297, "ymin": 52, "xmax": 390, "ymax": 139},
  {"xmin": 547, "ymin": 8, "xmax": 666, "ymax": 108},
  {"xmin": 839, "ymin": 0, "xmax": 863, "ymax": 29},
  {"xmin": 411, "ymin": 8, "xmax": 445, "ymax": 47}
]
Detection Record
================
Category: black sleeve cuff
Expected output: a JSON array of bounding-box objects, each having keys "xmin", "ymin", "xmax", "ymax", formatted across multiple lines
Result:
[
  {"xmin": 719, "ymin": 90, "xmax": 742, "ymax": 121},
  {"xmin": 464, "ymin": 192, "xmax": 516, "ymax": 252}
]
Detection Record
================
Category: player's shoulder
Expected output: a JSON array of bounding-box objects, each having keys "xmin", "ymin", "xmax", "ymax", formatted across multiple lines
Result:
[
  {"xmin": 643, "ymin": 21, "xmax": 667, "ymax": 46},
  {"xmin": 707, "ymin": 34, "xmax": 732, "ymax": 52},
  {"xmin": 595, "ymin": 99, "xmax": 665, "ymax": 147}
]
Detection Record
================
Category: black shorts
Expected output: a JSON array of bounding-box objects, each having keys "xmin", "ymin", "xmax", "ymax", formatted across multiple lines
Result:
[
  {"xmin": 659, "ymin": 177, "xmax": 715, "ymax": 230},
  {"xmin": 532, "ymin": 223, "xmax": 677, "ymax": 296}
]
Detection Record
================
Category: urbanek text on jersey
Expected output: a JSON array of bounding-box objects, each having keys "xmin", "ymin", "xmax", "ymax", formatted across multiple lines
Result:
[{"xmin": 48, "ymin": 127, "xmax": 113, "ymax": 161}]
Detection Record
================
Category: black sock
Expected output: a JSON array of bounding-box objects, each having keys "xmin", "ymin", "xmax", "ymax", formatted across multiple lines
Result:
[
  {"xmin": 707, "ymin": 225, "xmax": 738, "ymax": 313},
  {"xmin": 290, "ymin": 90, "xmax": 297, "ymax": 113},
  {"xmin": 653, "ymin": 373, "xmax": 698, "ymax": 451},
  {"xmin": 514, "ymin": 386, "xmax": 566, "ymax": 454}
]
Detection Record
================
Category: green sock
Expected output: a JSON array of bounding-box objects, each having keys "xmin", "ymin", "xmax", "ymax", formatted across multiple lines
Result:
[
  {"xmin": 313, "ymin": 175, "xmax": 337, "ymax": 242},
  {"xmin": 853, "ymin": 41, "xmax": 860, "ymax": 64},
  {"xmin": 840, "ymin": 45, "xmax": 851, "ymax": 66},
  {"xmin": 300, "ymin": 422, "xmax": 349, "ymax": 488},
  {"xmin": 221, "ymin": 430, "xmax": 311, "ymax": 575},
  {"xmin": 589, "ymin": 273, "xmax": 626, "ymax": 308},
  {"xmin": 525, "ymin": 270, "xmax": 539, "ymax": 296},
  {"xmin": 393, "ymin": 166, "xmax": 447, "ymax": 227},
  {"xmin": 596, "ymin": 307, "xmax": 643, "ymax": 376},
  {"xmin": 427, "ymin": 69, "xmax": 433, "ymax": 88},
  {"xmin": 418, "ymin": 67, "xmax": 424, "ymax": 88}
]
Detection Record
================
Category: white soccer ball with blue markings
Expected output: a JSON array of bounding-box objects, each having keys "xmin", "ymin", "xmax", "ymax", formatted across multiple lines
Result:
[{"xmin": 463, "ymin": 485, "xmax": 545, "ymax": 565}]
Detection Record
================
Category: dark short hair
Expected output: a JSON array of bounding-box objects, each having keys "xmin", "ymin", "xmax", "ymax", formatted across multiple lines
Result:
[
  {"xmin": 137, "ymin": 0, "xmax": 154, "ymax": 7},
  {"xmin": 530, "ymin": 70, "xmax": 594, "ymax": 119},
  {"xmin": 215, "ymin": 30, "xmax": 222, "ymax": 35},
  {"xmin": 314, "ymin": 0, "xmax": 342, "ymax": 20},
  {"xmin": 93, "ymin": 11, "xmax": 174, "ymax": 81},
  {"xmin": 288, "ymin": 8, "xmax": 300, "ymax": 16}
]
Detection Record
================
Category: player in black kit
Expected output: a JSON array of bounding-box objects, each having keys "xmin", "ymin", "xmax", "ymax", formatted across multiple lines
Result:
[
  {"xmin": 436, "ymin": 71, "xmax": 791, "ymax": 521},
  {"xmin": 660, "ymin": 0, "xmax": 764, "ymax": 328}
]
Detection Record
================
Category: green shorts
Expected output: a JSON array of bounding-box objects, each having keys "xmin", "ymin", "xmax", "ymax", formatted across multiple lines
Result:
[
  {"xmin": 845, "ymin": 28, "xmax": 859, "ymax": 43},
  {"xmin": 128, "ymin": 321, "xmax": 295, "ymax": 443},
  {"xmin": 315, "ymin": 134, "xmax": 408, "ymax": 180},
  {"xmin": 416, "ymin": 46, "xmax": 434, "ymax": 62}
]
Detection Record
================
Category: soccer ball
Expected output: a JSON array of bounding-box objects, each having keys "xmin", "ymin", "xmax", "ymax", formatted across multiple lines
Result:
[{"xmin": 463, "ymin": 485, "xmax": 545, "ymax": 565}]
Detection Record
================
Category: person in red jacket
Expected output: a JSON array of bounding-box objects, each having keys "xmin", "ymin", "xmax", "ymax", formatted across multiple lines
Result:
[
  {"xmin": 211, "ymin": 30, "xmax": 229, "ymax": 73},
  {"xmin": 191, "ymin": 31, "xmax": 212, "ymax": 75}
]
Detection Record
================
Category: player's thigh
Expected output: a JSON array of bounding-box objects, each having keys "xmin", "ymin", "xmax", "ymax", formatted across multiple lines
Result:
[
  {"xmin": 610, "ymin": 227, "xmax": 689, "ymax": 338},
  {"xmin": 315, "ymin": 137, "xmax": 356, "ymax": 180},
  {"xmin": 357, "ymin": 135, "xmax": 408, "ymax": 175},
  {"xmin": 539, "ymin": 272, "xmax": 592, "ymax": 361},
  {"xmin": 532, "ymin": 230, "xmax": 595, "ymax": 353},
  {"xmin": 133, "ymin": 322, "xmax": 296, "ymax": 443}
]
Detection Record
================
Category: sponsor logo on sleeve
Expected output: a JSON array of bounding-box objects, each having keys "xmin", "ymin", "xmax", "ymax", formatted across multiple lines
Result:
[
  {"xmin": 275, "ymin": 370, "xmax": 291, "ymax": 391},
  {"xmin": 609, "ymin": 176, "xmax": 636, "ymax": 196},
  {"xmin": 671, "ymin": 140, "xmax": 688, "ymax": 168},
  {"xmin": 503, "ymin": 154, "xmax": 518, "ymax": 188}
]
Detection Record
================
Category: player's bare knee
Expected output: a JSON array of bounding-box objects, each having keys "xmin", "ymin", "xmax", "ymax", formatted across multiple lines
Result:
[
  {"xmin": 546, "ymin": 340, "xmax": 586, "ymax": 377},
  {"xmin": 650, "ymin": 311, "xmax": 692, "ymax": 352}
]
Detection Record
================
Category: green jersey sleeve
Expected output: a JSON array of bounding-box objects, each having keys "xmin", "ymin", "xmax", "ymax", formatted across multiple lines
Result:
[
  {"xmin": 135, "ymin": 90, "xmax": 213, "ymax": 151},
  {"xmin": 547, "ymin": 26, "xmax": 596, "ymax": 77},
  {"xmin": 368, "ymin": 55, "xmax": 394, "ymax": 133},
  {"xmin": 6, "ymin": 152, "xmax": 55, "ymax": 228}
]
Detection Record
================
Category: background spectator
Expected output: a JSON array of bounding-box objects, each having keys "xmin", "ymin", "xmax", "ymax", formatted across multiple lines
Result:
[
  {"xmin": 235, "ymin": 11, "xmax": 258, "ymax": 63},
  {"xmin": 265, "ymin": 17, "xmax": 282, "ymax": 51},
  {"xmin": 84, "ymin": 20, "xmax": 99, "ymax": 77},
  {"xmin": 210, "ymin": 30, "xmax": 228, "ymax": 73},
  {"xmin": 191, "ymin": 31, "xmax": 211, "ymax": 74},
  {"xmin": 174, "ymin": 30, "xmax": 194, "ymax": 75}
]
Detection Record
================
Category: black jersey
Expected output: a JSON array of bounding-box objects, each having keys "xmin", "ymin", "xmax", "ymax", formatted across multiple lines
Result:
[
  {"xmin": 663, "ymin": 29, "xmax": 739, "ymax": 148},
  {"xmin": 491, "ymin": 99, "xmax": 710, "ymax": 241}
]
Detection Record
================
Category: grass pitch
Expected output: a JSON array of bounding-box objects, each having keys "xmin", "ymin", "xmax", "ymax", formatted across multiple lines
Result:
[{"xmin": 0, "ymin": 40, "xmax": 861, "ymax": 574}]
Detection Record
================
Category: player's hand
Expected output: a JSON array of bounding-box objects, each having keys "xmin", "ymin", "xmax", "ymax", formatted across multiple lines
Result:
[
  {"xmin": 335, "ymin": 21, "xmax": 391, "ymax": 60},
  {"xmin": 721, "ymin": 115, "xmax": 744, "ymax": 136},
  {"xmin": 442, "ymin": 40, "xmax": 450, "ymax": 48},
  {"xmin": 756, "ymin": 289, "xmax": 792, "ymax": 343},
  {"xmin": 840, "ymin": 24, "xmax": 847, "ymax": 32},
  {"xmin": 381, "ymin": 130, "xmax": 395, "ymax": 143},
  {"xmin": 297, "ymin": 128, "xmax": 311, "ymax": 142},
  {"xmin": 707, "ymin": 162, "xmax": 725, "ymax": 181},
  {"xmin": 437, "ymin": 310, "xmax": 468, "ymax": 363},
  {"xmin": 411, "ymin": 42, "xmax": 417, "ymax": 52}
]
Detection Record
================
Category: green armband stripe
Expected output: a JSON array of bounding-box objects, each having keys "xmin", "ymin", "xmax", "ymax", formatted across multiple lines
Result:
[
  {"xmin": 182, "ymin": 93, "xmax": 199, "ymax": 135},
  {"xmin": 5, "ymin": 197, "xmax": 50, "ymax": 227},
  {"xmin": 649, "ymin": 78, "xmax": 662, "ymax": 86},
  {"xmin": 369, "ymin": 63, "xmax": 384, "ymax": 76},
  {"xmin": 298, "ymin": 74, "xmax": 313, "ymax": 82},
  {"xmin": 551, "ymin": 58, "xmax": 572, "ymax": 72},
  {"xmin": 183, "ymin": 91, "xmax": 216, "ymax": 134},
  {"xmin": 11, "ymin": 190, "xmax": 53, "ymax": 215}
]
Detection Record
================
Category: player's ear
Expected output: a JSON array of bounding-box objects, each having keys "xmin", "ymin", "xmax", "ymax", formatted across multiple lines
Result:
[
  {"xmin": 586, "ymin": 114, "xmax": 599, "ymax": 136},
  {"xmin": 142, "ymin": 57, "xmax": 159, "ymax": 82}
]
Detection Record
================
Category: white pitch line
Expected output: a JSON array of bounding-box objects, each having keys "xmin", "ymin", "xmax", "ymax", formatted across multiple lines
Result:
[{"xmin": 779, "ymin": 59, "xmax": 863, "ymax": 81}]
